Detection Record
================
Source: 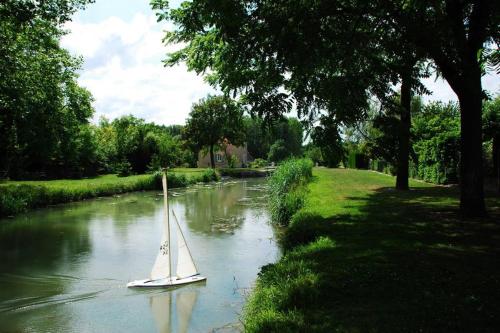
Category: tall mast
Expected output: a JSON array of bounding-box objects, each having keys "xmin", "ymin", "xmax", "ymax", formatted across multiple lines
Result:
[{"xmin": 162, "ymin": 169, "xmax": 171, "ymax": 279}]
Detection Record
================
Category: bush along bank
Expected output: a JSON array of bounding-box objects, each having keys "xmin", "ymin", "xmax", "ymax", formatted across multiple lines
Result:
[
  {"xmin": 267, "ymin": 158, "xmax": 314, "ymax": 226},
  {"xmin": 0, "ymin": 169, "xmax": 219, "ymax": 217}
]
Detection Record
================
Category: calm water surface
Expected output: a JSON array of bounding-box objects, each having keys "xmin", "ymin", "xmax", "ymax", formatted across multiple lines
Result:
[{"xmin": 0, "ymin": 178, "xmax": 280, "ymax": 332}]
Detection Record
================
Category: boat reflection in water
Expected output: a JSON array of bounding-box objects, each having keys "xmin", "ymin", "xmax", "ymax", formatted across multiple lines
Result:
[{"xmin": 150, "ymin": 288, "xmax": 202, "ymax": 333}]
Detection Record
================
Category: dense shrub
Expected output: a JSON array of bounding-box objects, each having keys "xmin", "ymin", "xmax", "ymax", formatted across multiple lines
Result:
[
  {"xmin": 116, "ymin": 160, "xmax": 133, "ymax": 177},
  {"xmin": 411, "ymin": 102, "xmax": 460, "ymax": 184},
  {"xmin": 250, "ymin": 158, "xmax": 268, "ymax": 168},
  {"xmin": 200, "ymin": 168, "xmax": 219, "ymax": 182},
  {"xmin": 347, "ymin": 151, "xmax": 369, "ymax": 169},
  {"xmin": 370, "ymin": 159, "xmax": 395, "ymax": 175},
  {"xmin": 268, "ymin": 158, "xmax": 313, "ymax": 225},
  {"xmin": 268, "ymin": 139, "xmax": 290, "ymax": 162}
]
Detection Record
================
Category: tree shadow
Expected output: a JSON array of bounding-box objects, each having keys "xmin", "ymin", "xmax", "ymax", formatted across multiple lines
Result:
[{"xmin": 276, "ymin": 186, "xmax": 500, "ymax": 332}]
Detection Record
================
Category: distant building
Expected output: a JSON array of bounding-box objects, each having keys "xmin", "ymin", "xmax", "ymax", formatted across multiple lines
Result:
[{"xmin": 197, "ymin": 143, "xmax": 252, "ymax": 168}]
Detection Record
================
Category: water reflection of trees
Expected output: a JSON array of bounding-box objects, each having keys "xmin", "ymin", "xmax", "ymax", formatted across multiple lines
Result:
[
  {"xmin": 0, "ymin": 192, "xmax": 159, "ymax": 313},
  {"xmin": 174, "ymin": 180, "xmax": 267, "ymax": 235}
]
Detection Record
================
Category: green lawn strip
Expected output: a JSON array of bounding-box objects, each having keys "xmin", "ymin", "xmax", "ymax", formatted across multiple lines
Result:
[
  {"xmin": 245, "ymin": 168, "xmax": 500, "ymax": 332},
  {"xmin": 0, "ymin": 169, "xmax": 219, "ymax": 217}
]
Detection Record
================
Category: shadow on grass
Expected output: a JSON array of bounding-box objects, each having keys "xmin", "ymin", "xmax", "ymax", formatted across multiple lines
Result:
[{"xmin": 257, "ymin": 186, "xmax": 500, "ymax": 332}]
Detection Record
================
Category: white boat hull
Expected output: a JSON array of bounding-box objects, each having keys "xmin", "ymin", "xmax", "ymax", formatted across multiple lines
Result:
[{"xmin": 127, "ymin": 275, "xmax": 206, "ymax": 288}]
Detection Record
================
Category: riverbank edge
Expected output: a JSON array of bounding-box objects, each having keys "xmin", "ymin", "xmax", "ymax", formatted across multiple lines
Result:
[
  {"xmin": 243, "ymin": 168, "xmax": 500, "ymax": 332},
  {"xmin": 0, "ymin": 170, "xmax": 219, "ymax": 218},
  {"xmin": 219, "ymin": 167, "xmax": 273, "ymax": 178}
]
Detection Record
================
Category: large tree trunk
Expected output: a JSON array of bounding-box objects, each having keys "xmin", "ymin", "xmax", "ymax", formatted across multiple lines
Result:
[
  {"xmin": 396, "ymin": 69, "xmax": 412, "ymax": 190},
  {"xmin": 209, "ymin": 144, "xmax": 215, "ymax": 168},
  {"xmin": 456, "ymin": 71, "xmax": 486, "ymax": 216}
]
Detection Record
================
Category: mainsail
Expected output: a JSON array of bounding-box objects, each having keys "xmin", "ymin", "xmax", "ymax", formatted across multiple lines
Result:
[
  {"xmin": 151, "ymin": 173, "xmax": 171, "ymax": 280},
  {"xmin": 173, "ymin": 211, "xmax": 198, "ymax": 279}
]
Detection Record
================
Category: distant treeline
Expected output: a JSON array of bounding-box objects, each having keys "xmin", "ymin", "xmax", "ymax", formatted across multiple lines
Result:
[{"xmin": 0, "ymin": 111, "xmax": 304, "ymax": 180}]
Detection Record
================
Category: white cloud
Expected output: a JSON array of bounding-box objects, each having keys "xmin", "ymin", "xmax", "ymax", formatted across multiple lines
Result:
[
  {"xmin": 422, "ymin": 72, "xmax": 499, "ymax": 103},
  {"xmin": 61, "ymin": 13, "xmax": 216, "ymax": 126}
]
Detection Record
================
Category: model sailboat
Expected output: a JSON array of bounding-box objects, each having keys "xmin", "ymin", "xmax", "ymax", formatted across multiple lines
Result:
[{"xmin": 127, "ymin": 171, "xmax": 206, "ymax": 288}]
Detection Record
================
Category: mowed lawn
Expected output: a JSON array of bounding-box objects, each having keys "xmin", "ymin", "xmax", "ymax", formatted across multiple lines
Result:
[
  {"xmin": 245, "ymin": 168, "xmax": 500, "ymax": 332},
  {"xmin": 0, "ymin": 169, "xmax": 216, "ymax": 217},
  {"xmin": 0, "ymin": 168, "xmax": 211, "ymax": 189}
]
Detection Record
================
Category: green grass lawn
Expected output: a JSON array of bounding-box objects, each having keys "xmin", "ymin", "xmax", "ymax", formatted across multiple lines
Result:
[
  {"xmin": 245, "ymin": 168, "xmax": 500, "ymax": 332},
  {"xmin": 0, "ymin": 174, "xmax": 152, "ymax": 189},
  {"xmin": 0, "ymin": 168, "xmax": 212, "ymax": 188},
  {"xmin": 0, "ymin": 168, "xmax": 218, "ymax": 217}
]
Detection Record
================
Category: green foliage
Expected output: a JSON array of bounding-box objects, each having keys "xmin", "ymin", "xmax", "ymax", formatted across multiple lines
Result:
[
  {"xmin": 311, "ymin": 117, "xmax": 344, "ymax": 167},
  {"xmin": 370, "ymin": 159, "xmax": 395, "ymax": 175},
  {"xmin": 0, "ymin": 175, "xmax": 158, "ymax": 217},
  {"xmin": 93, "ymin": 115, "xmax": 192, "ymax": 175},
  {"xmin": 154, "ymin": 0, "xmax": 498, "ymax": 215},
  {"xmin": 483, "ymin": 96, "xmax": 500, "ymax": 179},
  {"xmin": 411, "ymin": 102, "xmax": 460, "ymax": 184},
  {"xmin": 244, "ymin": 117, "xmax": 271, "ymax": 159},
  {"xmin": 246, "ymin": 116, "xmax": 304, "ymax": 161},
  {"xmin": 267, "ymin": 139, "xmax": 289, "ymax": 163},
  {"xmin": 0, "ymin": 1, "xmax": 96, "ymax": 179},
  {"xmin": 244, "ymin": 237, "xmax": 336, "ymax": 332},
  {"xmin": 268, "ymin": 158, "xmax": 313, "ymax": 225},
  {"xmin": 250, "ymin": 158, "xmax": 268, "ymax": 168},
  {"xmin": 184, "ymin": 95, "xmax": 244, "ymax": 168},
  {"xmin": 0, "ymin": 169, "xmax": 219, "ymax": 217},
  {"xmin": 116, "ymin": 160, "xmax": 133, "ymax": 177},
  {"xmin": 483, "ymin": 97, "xmax": 500, "ymax": 140},
  {"xmin": 347, "ymin": 151, "xmax": 369, "ymax": 169},
  {"xmin": 303, "ymin": 146, "xmax": 322, "ymax": 166},
  {"xmin": 282, "ymin": 212, "xmax": 331, "ymax": 250},
  {"xmin": 227, "ymin": 154, "xmax": 239, "ymax": 168},
  {"xmin": 200, "ymin": 168, "xmax": 219, "ymax": 182}
]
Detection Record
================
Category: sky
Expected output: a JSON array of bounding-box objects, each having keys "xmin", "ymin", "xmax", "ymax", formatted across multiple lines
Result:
[{"xmin": 61, "ymin": 0, "xmax": 499, "ymax": 126}]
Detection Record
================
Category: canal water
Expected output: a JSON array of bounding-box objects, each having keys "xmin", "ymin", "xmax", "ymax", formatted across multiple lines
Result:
[{"xmin": 0, "ymin": 178, "xmax": 280, "ymax": 332}]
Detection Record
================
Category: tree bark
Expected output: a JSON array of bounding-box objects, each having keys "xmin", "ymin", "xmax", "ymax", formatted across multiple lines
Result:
[
  {"xmin": 209, "ymin": 144, "xmax": 215, "ymax": 168},
  {"xmin": 456, "ymin": 71, "xmax": 486, "ymax": 216},
  {"xmin": 396, "ymin": 69, "xmax": 412, "ymax": 190}
]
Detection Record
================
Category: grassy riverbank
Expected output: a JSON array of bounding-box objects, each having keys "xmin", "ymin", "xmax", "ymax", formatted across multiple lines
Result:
[
  {"xmin": 245, "ymin": 168, "xmax": 500, "ymax": 332},
  {"xmin": 0, "ymin": 168, "xmax": 218, "ymax": 217}
]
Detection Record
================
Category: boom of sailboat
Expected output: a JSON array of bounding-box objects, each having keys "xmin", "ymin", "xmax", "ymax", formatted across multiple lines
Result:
[{"xmin": 127, "ymin": 171, "xmax": 206, "ymax": 288}]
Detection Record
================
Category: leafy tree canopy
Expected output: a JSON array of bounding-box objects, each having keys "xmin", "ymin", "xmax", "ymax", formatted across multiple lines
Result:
[{"xmin": 184, "ymin": 95, "xmax": 244, "ymax": 168}]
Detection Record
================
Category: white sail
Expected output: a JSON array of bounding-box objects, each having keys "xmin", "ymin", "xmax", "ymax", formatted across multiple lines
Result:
[
  {"xmin": 172, "ymin": 211, "xmax": 198, "ymax": 279},
  {"xmin": 151, "ymin": 173, "xmax": 171, "ymax": 280},
  {"xmin": 150, "ymin": 292, "xmax": 171, "ymax": 333},
  {"xmin": 176, "ymin": 291, "xmax": 197, "ymax": 333}
]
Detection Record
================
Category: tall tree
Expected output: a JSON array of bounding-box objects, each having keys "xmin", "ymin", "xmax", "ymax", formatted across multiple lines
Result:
[
  {"xmin": 153, "ymin": 0, "xmax": 426, "ymax": 192},
  {"xmin": 153, "ymin": 0, "xmax": 499, "ymax": 216},
  {"xmin": 184, "ymin": 95, "xmax": 244, "ymax": 168},
  {"xmin": 0, "ymin": 0, "xmax": 95, "ymax": 178}
]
